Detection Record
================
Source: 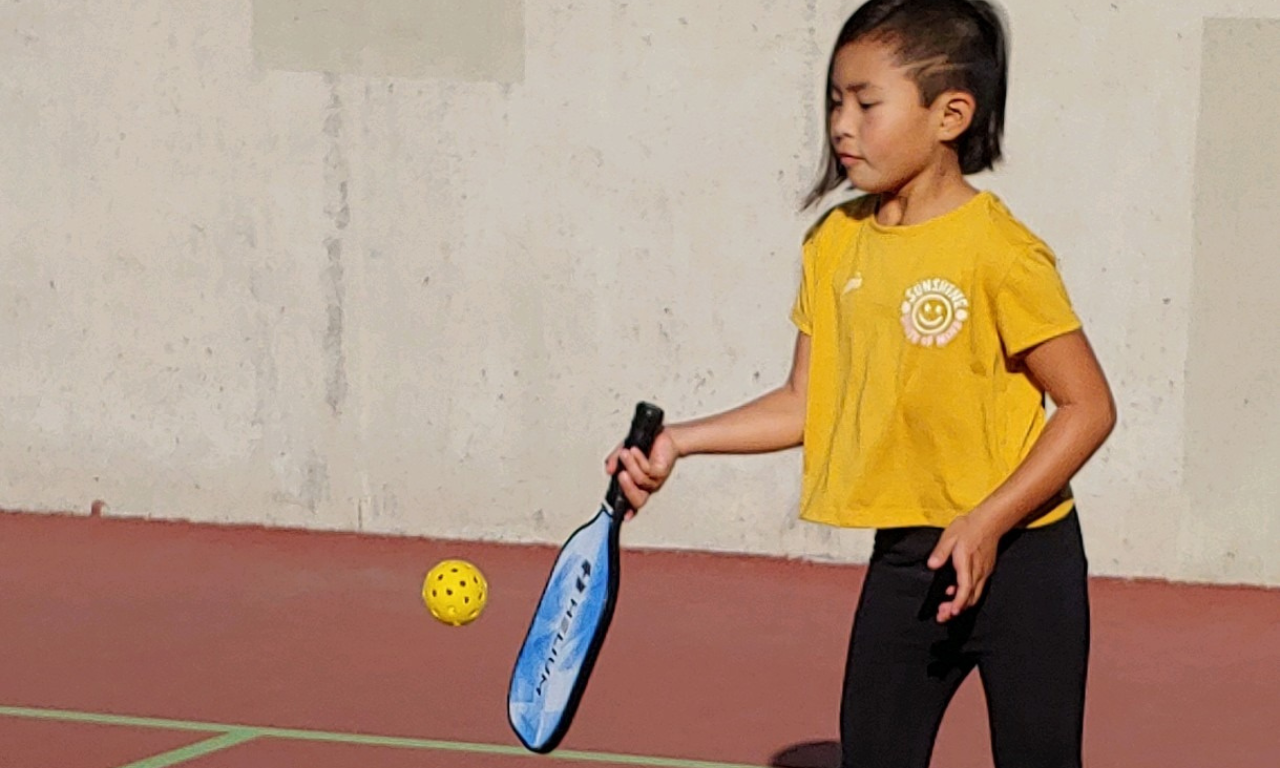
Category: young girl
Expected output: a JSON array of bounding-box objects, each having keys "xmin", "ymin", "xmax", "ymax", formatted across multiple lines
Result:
[{"xmin": 607, "ymin": 1, "xmax": 1116, "ymax": 766}]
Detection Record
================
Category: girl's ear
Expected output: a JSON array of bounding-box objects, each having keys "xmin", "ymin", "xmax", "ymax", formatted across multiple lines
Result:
[{"xmin": 936, "ymin": 90, "xmax": 977, "ymax": 142}]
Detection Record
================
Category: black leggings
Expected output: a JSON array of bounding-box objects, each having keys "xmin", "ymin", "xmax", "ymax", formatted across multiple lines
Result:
[{"xmin": 840, "ymin": 511, "xmax": 1090, "ymax": 768}]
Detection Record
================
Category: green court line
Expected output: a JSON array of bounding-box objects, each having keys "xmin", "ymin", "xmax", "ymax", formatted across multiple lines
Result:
[
  {"xmin": 114, "ymin": 730, "xmax": 258, "ymax": 768},
  {"xmin": 0, "ymin": 705, "xmax": 765, "ymax": 768}
]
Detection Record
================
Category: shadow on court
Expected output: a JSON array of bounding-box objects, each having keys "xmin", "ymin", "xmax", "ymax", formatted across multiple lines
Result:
[{"xmin": 770, "ymin": 740, "xmax": 841, "ymax": 768}]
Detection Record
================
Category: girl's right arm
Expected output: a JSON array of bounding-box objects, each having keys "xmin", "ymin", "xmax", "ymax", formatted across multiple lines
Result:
[{"xmin": 607, "ymin": 330, "xmax": 811, "ymax": 513}]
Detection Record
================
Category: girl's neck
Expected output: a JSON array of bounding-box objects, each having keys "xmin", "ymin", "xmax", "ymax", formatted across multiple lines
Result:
[{"xmin": 873, "ymin": 161, "xmax": 979, "ymax": 227}]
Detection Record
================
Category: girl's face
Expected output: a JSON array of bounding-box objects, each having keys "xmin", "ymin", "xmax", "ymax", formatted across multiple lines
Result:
[{"xmin": 828, "ymin": 39, "xmax": 950, "ymax": 194}]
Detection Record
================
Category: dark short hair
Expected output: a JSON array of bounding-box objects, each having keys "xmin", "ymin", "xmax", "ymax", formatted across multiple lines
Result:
[{"xmin": 804, "ymin": 0, "xmax": 1010, "ymax": 209}]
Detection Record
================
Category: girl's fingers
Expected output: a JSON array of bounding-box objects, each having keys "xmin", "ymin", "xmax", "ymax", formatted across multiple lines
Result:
[
  {"xmin": 618, "ymin": 470, "xmax": 649, "ymax": 510},
  {"xmin": 948, "ymin": 553, "xmax": 973, "ymax": 619},
  {"xmin": 631, "ymin": 447, "xmax": 651, "ymax": 475},
  {"xmin": 618, "ymin": 447, "xmax": 657, "ymax": 491},
  {"xmin": 928, "ymin": 534, "xmax": 956, "ymax": 571},
  {"xmin": 604, "ymin": 444, "xmax": 626, "ymax": 475},
  {"xmin": 968, "ymin": 570, "xmax": 991, "ymax": 609}
]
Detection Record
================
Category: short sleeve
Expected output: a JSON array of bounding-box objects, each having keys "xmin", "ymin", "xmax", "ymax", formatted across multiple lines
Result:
[
  {"xmin": 790, "ymin": 236, "xmax": 817, "ymax": 335},
  {"xmin": 994, "ymin": 244, "xmax": 1082, "ymax": 356}
]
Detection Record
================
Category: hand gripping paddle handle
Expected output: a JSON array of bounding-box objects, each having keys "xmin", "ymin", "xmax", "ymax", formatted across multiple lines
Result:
[{"xmin": 604, "ymin": 402, "xmax": 665, "ymax": 516}]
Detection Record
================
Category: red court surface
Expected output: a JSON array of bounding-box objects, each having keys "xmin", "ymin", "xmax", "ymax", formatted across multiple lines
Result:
[{"xmin": 1, "ymin": 510, "xmax": 1277, "ymax": 768}]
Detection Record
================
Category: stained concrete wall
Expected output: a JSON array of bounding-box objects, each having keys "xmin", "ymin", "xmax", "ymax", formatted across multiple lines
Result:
[{"xmin": 2, "ymin": 1, "xmax": 1278, "ymax": 586}]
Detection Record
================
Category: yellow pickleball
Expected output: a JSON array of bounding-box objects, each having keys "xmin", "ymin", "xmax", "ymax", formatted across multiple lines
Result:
[{"xmin": 423, "ymin": 559, "xmax": 488, "ymax": 626}]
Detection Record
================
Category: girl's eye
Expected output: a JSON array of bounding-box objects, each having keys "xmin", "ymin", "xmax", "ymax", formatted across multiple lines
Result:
[{"xmin": 859, "ymin": 102, "xmax": 878, "ymax": 110}]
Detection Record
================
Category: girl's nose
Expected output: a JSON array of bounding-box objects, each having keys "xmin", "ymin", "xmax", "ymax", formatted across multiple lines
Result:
[{"xmin": 832, "ymin": 112, "xmax": 856, "ymax": 141}]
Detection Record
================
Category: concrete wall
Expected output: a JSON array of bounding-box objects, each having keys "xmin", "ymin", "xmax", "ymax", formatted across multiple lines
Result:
[{"xmin": 2, "ymin": 1, "xmax": 1278, "ymax": 586}]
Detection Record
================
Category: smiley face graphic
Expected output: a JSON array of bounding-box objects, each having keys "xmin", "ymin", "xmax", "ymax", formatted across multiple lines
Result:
[{"xmin": 901, "ymin": 279, "xmax": 970, "ymax": 347}]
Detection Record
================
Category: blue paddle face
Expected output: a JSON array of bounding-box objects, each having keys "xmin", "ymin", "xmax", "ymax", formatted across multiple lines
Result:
[{"xmin": 508, "ymin": 505, "xmax": 616, "ymax": 751}]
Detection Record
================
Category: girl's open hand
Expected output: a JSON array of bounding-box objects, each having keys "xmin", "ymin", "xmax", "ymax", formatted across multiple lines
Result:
[
  {"xmin": 927, "ymin": 514, "xmax": 1000, "ymax": 623},
  {"xmin": 604, "ymin": 429, "xmax": 681, "ymax": 519}
]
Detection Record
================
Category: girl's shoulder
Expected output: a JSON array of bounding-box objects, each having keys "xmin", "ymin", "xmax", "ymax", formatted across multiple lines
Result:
[
  {"xmin": 920, "ymin": 192, "xmax": 1060, "ymax": 283},
  {"xmin": 979, "ymin": 194, "xmax": 1052, "ymax": 253},
  {"xmin": 977, "ymin": 196, "xmax": 1071, "ymax": 291}
]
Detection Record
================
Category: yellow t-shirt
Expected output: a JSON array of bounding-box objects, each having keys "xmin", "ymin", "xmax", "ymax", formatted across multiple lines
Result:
[{"xmin": 790, "ymin": 191, "xmax": 1081, "ymax": 530}]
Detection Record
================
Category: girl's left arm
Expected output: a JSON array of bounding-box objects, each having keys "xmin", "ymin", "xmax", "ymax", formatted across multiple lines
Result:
[{"xmin": 929, "ymin": 328, "xmax": 1117, "ymax": 622}]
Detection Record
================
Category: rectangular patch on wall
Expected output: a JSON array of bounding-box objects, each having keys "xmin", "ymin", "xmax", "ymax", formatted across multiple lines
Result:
[
  {"xmin": 1186, "ymin": 20, "xmax": 1280, "ymax": 517},
  {"xmin": 253, "ymin": 0, "xmax": 524, "ymax": 83}
]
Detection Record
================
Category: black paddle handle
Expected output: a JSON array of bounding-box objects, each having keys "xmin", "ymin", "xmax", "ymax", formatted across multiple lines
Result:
[{"xmin": 605, "ymin": 401, "xmax": 665, "ymax": 515}]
